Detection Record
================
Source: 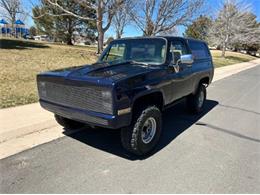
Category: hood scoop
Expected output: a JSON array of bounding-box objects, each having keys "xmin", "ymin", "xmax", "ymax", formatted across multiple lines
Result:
[
  {"xmin": 68, "ymin": 61, "xmax": 153, "ymax": 81},
  {"xmin": 87, "ymin": 62, "xmax": 148, "ymax": 78}
]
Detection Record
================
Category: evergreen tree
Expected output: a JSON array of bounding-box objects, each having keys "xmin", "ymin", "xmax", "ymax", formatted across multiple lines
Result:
[
  {"xmin": 33, "ymin": 0, "xmax": 96, "ymax": 45},
  {"xmin": 184, "ymin": 15, "xmax": 212, "ymax": 42}
]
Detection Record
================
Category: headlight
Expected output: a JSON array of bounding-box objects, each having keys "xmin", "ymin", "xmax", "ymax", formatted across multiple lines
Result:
[
  {"xmin": 101, "ymin": 90, "xmax": 112, "ymax": 110},
  {"xmin": 39, "ymin": 81, "xmax": 46, "ymax": 88},
  {"xmin": 39, "ymin": 81, "xmax": 47, "ymax": 97}
]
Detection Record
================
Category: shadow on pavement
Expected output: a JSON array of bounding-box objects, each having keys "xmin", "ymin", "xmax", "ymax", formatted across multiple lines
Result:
[
  {"xmin": 196, "ymin": 122, "xmax": 260, "ymax": 143},
  {"xmin": 65, "ymin": 99, "xmax": 218, "ymax": 161},
  {"xmin": 0, "ymin": 39, "xmax": 49, "ymax": 49}
]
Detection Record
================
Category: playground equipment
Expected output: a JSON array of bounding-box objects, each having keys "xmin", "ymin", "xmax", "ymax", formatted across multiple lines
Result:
[{"xmin": 0, "ymin": 19, "xmax": 29, "ymax": 38}]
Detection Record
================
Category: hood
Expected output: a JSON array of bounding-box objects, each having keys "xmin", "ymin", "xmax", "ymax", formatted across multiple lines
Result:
[{"xmin": 67, "ymin": 62, "xmax": 159, "ymax": 81}]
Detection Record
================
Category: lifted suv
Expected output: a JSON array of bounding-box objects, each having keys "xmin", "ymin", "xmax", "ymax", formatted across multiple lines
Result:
[{"xmin": 37, "ymin": 37, "xmax": 214, "ymax": 155}]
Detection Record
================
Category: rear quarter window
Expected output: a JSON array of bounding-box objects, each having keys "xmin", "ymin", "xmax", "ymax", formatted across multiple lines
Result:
[{"xmin": 188, "ymin": 40, "xmax": 211, "ymax": 60}]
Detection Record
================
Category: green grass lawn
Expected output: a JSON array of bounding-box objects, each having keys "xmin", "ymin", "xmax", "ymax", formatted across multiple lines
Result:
[
  {"xmin": 0, "ymin": 38, "xmax": 97, "ymax": 108},
  {"xmin": 211, "ymin": 50, "xmax": 257, "ymax": 68},
  {"xmin": 0, "ymin": 38, "xmax": 258, "ymax": 108}
]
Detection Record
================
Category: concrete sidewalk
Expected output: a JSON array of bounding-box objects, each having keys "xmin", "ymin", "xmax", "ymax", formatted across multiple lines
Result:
[
  {"xmin": 0, "ymin": 103, "xmax": 54, "ymax": 143},
  {"xmin": 212, "ymin": 59, "xmax": 260, "ymax": 82},
  {"xmin": 0, "ymin": 59, "xmax": 260, "ymax": 159}
]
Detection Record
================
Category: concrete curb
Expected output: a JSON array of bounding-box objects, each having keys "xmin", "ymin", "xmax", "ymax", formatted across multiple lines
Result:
[{"xmin": 0, "ymin": 59, "xmax": 260, "ymax": 159}]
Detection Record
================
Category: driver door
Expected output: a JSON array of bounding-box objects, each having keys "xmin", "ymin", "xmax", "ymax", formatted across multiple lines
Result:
[{"xmin": 169, "ymin": 40, "xmax": 193, "ymax": 102}]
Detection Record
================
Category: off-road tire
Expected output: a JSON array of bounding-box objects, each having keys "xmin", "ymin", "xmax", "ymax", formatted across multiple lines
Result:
[
  {"xmin": 187, "ymin": 84, "xmax": 206, "ymax": 114},
  {"xmin": 121, "ymin": 106, "xmax": 162, "ymax": 156},
  {"xmin": 54, "ymin": 114, "xmax": 85, "ymax": 129}
]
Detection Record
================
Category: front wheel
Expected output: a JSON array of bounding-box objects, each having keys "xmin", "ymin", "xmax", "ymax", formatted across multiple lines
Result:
[
  {"xmin": 121, "ymin": 106, "xmax": 162, "ymax": 156},
  {"xmin": 187, "ymin": 84, "xmax": 206, "ymax": 114}
]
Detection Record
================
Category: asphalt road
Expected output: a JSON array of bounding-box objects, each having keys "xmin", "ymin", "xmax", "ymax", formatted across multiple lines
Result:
[{"xmin": 1, "ymin": 65, "xmax": 260, "ymax": 193}]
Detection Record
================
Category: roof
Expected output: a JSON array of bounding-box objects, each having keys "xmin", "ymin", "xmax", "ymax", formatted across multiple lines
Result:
[
  {"xmin": 0, "ymin": 19, "xmax": 8, "ymax": 24},
  {"xmin": 115, "ymin": 36, "xmax": 207, "ymax": 44},
  {"xmin": 158, "ymin": 36, "xmax": 207, "ymax": 43},
  {"xmin": 15, "ymin": 20, "xmax": 24, "ymax": 25}
]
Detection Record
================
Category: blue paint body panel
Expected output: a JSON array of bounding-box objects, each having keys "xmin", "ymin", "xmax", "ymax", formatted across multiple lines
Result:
[{"xmin": 37, "ymin": 37, "xmax": 214, "ymax": 128}]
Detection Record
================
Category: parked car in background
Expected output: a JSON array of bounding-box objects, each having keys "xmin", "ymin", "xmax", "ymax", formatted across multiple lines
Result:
[{"xmin": 33, "ymin": 35, "xmax": 50, "ymax": 42}]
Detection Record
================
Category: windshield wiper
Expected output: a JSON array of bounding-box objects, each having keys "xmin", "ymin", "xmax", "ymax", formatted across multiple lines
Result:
[{"xmin": 128, "ymin": 60, "xmax": 149, "ymax": 66}]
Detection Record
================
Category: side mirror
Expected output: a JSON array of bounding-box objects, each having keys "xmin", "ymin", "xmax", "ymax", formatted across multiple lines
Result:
[{"xmin": 180, "ymin": 54, "xmax": 193, "ymax": 65}]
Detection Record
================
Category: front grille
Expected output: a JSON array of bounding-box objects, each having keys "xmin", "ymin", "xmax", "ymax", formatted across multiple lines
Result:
[{"xmin": 38, "ymin": 81, "xmax": 113, "ymax": 114}]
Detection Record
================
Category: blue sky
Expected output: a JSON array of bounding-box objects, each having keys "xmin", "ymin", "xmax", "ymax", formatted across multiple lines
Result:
[
  {"xmin": 107, "ymin": 0, "xmax": 260, "ymax": 38},
  {"xmin": 22, "ymin": 0, "xmax": 260, "ymax": 38}
]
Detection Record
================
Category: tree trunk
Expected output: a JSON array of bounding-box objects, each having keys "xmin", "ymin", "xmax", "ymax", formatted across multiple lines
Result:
[
  {"xmin": 222, "ymin": 41, "xmax": 226, "ymax": 58},
  {"xmin": 96, "ymin": 1, "xmax": 103, "ymax": 54},
  {"xmin": 116, "ymin": 30, "xmax": 121, "ymax": 39},
  {"xmin": 66, "ymin": 20, "xmax": 73, "ymax": 45},
  {"xmin": 67, "ymin": 38, "xmax": 73, "ymax": 45},
  {"xmin": 97, "ymin": 30, "xmax": 104, "ymax": 53},
  {"xmin": 11, "ymin": 17, "xmax": 15, "ymax": 38}
]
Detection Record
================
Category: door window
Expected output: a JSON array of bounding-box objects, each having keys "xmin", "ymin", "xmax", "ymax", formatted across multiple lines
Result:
[
  {"xmin": 170, "ymin": 40, "xmax": 189, "ymax": 63},
  {"xmin": 189, "ymin": 40, "xmax": 210, "ymax": 60},
  {"xmin": 170, "ymin": 41, "xmax": 188, "ymax": 55}
]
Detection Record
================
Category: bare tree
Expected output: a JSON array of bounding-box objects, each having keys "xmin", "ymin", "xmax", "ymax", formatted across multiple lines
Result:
[
  {"xmin": 159, "ymin": 27, "xmax": 178, "ymax": 36},
  {"xmin": 0, "ymin": 0, "xmax": 23, "ymax": 32},
  {"xmin": 129, "ymin": 0, "xmax": 204, "ymax": 36},
  {"xmin": 96, "ymin": 0, "xmax": 123, "ymax": 53},
  {"xmin": 39, "ymin": 0, "xmax": 123, "ymax": 53},
  {"xmin": 112, "ymin": 0, "xmax": 134, "ymax": 39},
  {"xmin": 209, "ymin": 0, "xmax": 260, "ymax": 57}
]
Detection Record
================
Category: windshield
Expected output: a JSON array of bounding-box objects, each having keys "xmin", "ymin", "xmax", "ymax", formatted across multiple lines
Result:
[{"xmin": 99, "ymin": 38, "xmax": 167, "ymax": 65}]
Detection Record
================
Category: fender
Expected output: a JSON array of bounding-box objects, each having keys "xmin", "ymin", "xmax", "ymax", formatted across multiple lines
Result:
[
  {"xmin": 193, "ymin": 74, "xmax": 210, "ymax": 94},
  {"xmin": 131, "ymin": 87, "xmax": 166, "ymax": 108}
]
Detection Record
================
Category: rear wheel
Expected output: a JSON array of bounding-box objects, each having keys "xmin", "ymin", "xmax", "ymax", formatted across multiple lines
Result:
[
  {"xmin": 54, "ymin": 114, "xmax": 85, "ymax": 129},
  {"xmin": 187, "ymin": 84, "xmax": 206, "ymax": 114},
  {"xmin": 121, "ymin": 106, "xmax": 162, "ymax": 156}
]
